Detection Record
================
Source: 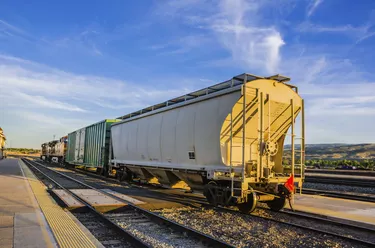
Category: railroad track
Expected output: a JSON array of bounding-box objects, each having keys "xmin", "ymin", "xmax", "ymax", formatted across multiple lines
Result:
[
  {"xmin": 32, "ymin": 159, "xmax": 375, "ymax": 247},
  {"xmin": 22, "ymin": 158, "xmax": 140, "ymax": 248},
  {"xmin": 300, "ymin": 188, "xmax": 375, "ymax": 203},
  {"xmin": 181, "ymin": 196, "xmax": 375, "ymax": 247},
  {"xmin": 253, "ymin": 207, "xmax": 375, "ymax": 247},
  {"xmin": 66, "ymin": 162, "xmax": 375, "ymax": 205},
  {"xmin": 305, "ymin": 175, "xmax": 375, "ymax": 187},
  {"xmin": 305, "ymin": 169, "xmax": 375, "ymax": 177},
  {"xmin": 22, "ymin": 158, "xmax": 233, "ymax": 248}
]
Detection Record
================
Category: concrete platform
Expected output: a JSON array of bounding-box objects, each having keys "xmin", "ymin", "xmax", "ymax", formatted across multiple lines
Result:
[
  {"xmin": 287, "ymin": 194, "xmax": 375, "ymax": 226},
  {"xmin": 0, "ymin": 159, "xmax": 103, "ymax": 248}
]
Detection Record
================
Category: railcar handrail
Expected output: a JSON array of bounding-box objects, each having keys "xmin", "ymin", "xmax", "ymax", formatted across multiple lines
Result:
[{"xmin": 117, "ymin": 73, "xmax": 292, "ymax": 120}]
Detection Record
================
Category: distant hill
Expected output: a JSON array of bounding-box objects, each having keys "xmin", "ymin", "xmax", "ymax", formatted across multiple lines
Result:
[{"xmin": 284, "ymin": 143, "xmax": 375, "ymax": 160}]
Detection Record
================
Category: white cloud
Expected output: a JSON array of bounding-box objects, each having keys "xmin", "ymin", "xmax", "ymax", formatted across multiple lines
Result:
[
  {"xmin": 0, "ymin": 54, "xmax": 193, "ymax": 148},
  {"xmin": 14, "ymin": 111, "xmax": 91, "ymax": 128},
  {"xmin": 0, "ymin": 55, "xmax": 189, "ymax": 107},
  {"xmin": 307, "ymin": 0, "xmax": 324, "ymax": 17},
  {"xmin": 277, "ymin": 56, "xmax": 375, "ymax": 143},
  {"xmin": 297, "ymin": 20, "xmax": 375, "ymax": 45},
  {"xmin": 0, "ymin": 19, "xmax": 26, "ymax": 36},
  {"xmin": 297, "ymin": 22, "xmax": 368, "ymax": 40},
  {"xmin": 149, "ymin": 34, "xmax": 210, "ymax": 55},
  {"xmin": 297, "ymin": 22, "xmax": 363, "ymax": 33},
  {"xmin": 356, "ymin": 30, "xmax": 375, "ymax": 44},
  {"xmin": 15, "ymin": 92, "xmax": 87, "ymax": 112},
  {"xmin": 156, "ymin": 0, "xmax": 285, "ymax": 74},
  {"xmin": 211, "ymin": 0, "xmax": 285, "ymax": 73}
]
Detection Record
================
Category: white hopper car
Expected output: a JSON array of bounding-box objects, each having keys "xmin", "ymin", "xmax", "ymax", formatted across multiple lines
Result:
[{"xmin": 110, "ymin": 73, "xmax": 305, "ymax": 213}]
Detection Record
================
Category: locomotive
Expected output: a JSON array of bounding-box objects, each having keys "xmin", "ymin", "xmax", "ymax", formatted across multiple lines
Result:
[{"xmin": 40, "ymin": 136, "xmax": 67, "ymax": 163}]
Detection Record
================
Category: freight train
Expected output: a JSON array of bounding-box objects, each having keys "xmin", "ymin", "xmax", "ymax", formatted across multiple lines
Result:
[{"xmin": 40, "ymin": 73, "xmax": 305, "ymax": 213}]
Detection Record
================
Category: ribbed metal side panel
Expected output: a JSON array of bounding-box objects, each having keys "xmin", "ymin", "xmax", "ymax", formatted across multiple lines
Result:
[
  {"xmin": 82, "ymin": 119, "xmax": 118, "ymax": 168},
  {"xmin": 66, "ymin": 132, "xmax": 77, "ymax": 163}
]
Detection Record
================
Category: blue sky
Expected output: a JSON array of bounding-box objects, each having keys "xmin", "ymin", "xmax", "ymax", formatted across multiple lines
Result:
[{"xmin": 0, "ymin": 0, "xmax": 374, "ymax": 148}]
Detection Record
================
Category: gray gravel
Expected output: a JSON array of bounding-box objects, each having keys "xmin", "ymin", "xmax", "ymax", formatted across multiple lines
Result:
[
  {"xmin": 153, "ymin": 206, "xmax": 371, "ymax": 248},
  {"xmin": 304, "ymin": 182, "xmax": 375, "ymax": 195},
  {"xmin": 106, "ymin": 211, "xmax": 206, "ymax": 248},
  {"xmin": 254, "ymin": 204, "xmax": 375, "ymax": 245},
  {"xmin": 73, "ymin": 212, "xmax": 131, "ymax": 248}
]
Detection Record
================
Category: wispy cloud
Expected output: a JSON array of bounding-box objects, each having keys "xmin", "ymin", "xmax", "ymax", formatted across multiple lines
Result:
[
  {"xmin": 280, "ymin": 54, "xmax": 375, "ymax": 119},
  {"xmin": 297, "ymin": 22, "xmax": 364, "ymax": 33},
  {"xmin": 307, "ymin": 0, "xmax": 324, "ymax": 17},
  {"xmin": 155, "ymin": 0, "xmax": 285, "ymax": 74},
  {"xmin": 0, "ymin": 19, "xmax": 42, "ymax": 43},
  {"xmin": 0, "ymin": 54, "xmax": 190, "ymax": 111},
  {"xmin": 297, "ymin": 21, "xmax": 368, "ymax": 40},
  {"xmin": 0, "ymin": 19, "xmax": 26, "ymax": 36},
  {"xmin": 52, "ymin": 28, "xmax": 104, "ymax": 56},
  {"xmin": 149, "ymin": 34, "xmax": 210, "ymax": 55},
  {"xmin": 0, "ymin": 54, "xmax": 194, "ymax": 147},
  {"xmin": 14, "ymin": 111, "xmax": 92, "ymax": 128},
  {"xmin": 297, "ymin": 20, "xmax": 375, "ymax": 45},
  {"xmin": 356, "ymin": 27, "xmax": 375, "ymax": 44},
  {"xmin": 15, "ymin": 92, "xmax": 87, "ymax": 112}
]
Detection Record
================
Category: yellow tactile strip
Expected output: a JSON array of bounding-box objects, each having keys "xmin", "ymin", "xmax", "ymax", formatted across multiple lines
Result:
[{"xmin": 19, "ymin": 160, "xmax": 97, "ymax": 248}]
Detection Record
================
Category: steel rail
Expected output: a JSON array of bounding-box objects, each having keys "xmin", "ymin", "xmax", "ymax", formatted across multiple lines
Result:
[
  {"xmin": 305, "ymin": 169, "xmax": 375, "ymax": 177},
  {"xmin": 21, "ymin": 158, "xmax": 149, "ymax": 248},
  {"xmin": 254, "ymin": 208, "xmax": 375, "ymax": 247},
  {"xmin": 300, "ymin": 188, "xmax": 375, "ymax": 203},
  {"xmin": 305, "ymin": 176, "xmax": 375, "ymax": 187},
  {"xmin": 24, "ymin": 158, "xmax": 234, "ymax": 248}
]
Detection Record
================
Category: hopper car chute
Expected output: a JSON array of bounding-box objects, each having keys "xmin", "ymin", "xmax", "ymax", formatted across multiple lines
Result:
[{"xmin": 109, "ymin": 73, "xmax": 305, "ymax": 213}]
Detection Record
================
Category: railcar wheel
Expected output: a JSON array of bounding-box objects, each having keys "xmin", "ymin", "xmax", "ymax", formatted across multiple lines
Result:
[
  {"xmin": 204, "ymin": 181, "xmax": 218, "ymax": 207},
  {"xmin": 267, "ymin": 195, "xmax": 286, "ymax": 211},
  {"xmin": 237, "ymin": 191, "xmax": 257, "ymax": 213},
  {"xmin": 116, "ymin": 170, "xmax": 123, "ymax": 181}
]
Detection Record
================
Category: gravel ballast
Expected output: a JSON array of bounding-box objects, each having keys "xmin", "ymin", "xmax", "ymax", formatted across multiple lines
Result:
[
  {"xmin": 73, "ymin": 212, "xmax": 131, "ymax": 248},
  {"xmin": 106, "ymin": 212, "xmax": 206, "ymax": 248},
  {"xmin": 154, "ymin": 206, "xmax": 371, "ymax": 248}
]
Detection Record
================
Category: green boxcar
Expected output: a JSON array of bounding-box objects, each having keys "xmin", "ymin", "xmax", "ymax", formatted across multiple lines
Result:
[{"xmin": 65, "ymin": 119, "xmax": 119, "ymax": 169}]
